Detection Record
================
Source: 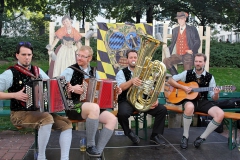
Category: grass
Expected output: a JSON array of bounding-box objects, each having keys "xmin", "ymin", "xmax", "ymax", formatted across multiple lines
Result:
[{"xmin": 210, "ymin": 67, "xmax": 240, "ymax": 91}]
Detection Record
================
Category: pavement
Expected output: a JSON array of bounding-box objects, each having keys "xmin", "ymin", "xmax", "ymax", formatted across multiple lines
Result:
[
  {"xmin": 0, "ymin": 127, "xmax": 239, "ymax": 160},
  {"xmin": 0, "ymin": 130, "xmax": 34, "ymax": 160}
]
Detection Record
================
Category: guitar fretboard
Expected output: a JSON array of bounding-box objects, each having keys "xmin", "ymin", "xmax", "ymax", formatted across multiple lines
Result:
[{"xmin": 192, "ymin": 86, "xmax": 231, "ymax": 92}]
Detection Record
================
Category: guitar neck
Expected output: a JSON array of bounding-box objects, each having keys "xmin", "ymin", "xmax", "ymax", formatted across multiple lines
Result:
[{"xmin": 192, "ymin": 87, "xmax": 216, "ymax": 92}]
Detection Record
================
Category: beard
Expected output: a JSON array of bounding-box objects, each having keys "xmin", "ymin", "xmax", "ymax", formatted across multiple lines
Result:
[
  {"xmin": 129, "ymin": 64, "xmax": 135, "ymax": 68},
  {"xmin": 22, "ymin": 62, "xmax": 30, "ymax": 68},
  {"xmin": 196, "ymin": 66, "xmax": 204, "ymax": 71}
]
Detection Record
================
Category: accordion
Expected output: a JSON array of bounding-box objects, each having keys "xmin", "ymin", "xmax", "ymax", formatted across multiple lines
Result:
[
  {"xmin": 80, "ymin": 78, "xmax": 118, "ymax": 109},
  {"xmin": 25, "ymin": 76, "xmax": 74, "ymax": 113}
]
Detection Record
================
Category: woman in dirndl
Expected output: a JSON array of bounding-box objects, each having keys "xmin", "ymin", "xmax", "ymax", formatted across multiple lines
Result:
[{"xmin": 47, "ymin": 15, "xmax": 82, "ymax": 78}]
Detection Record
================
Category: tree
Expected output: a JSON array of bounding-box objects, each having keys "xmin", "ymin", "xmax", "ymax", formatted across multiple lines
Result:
[
  {"xmin": 101, "ymin": 0, "xmax": 161, "ymax": 23},
  {"xmin": 47, "ymin": 0, "xmax": 101, "ymax": 28},
  {"xmin": 0, "ymin": 0, "xmax": 48, "ymax": 37},
  {"xmin": 156, "ymin": 0, "xmax": 240, "ymax": 30},
  {"xmin": 100, "ymin": 0, "xmax": 240, "ymax": 33}
]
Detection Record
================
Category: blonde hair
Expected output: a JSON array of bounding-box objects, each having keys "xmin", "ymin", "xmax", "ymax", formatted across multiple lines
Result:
[{"xmin": 78, "ymin": 45, "xmax": 93, "ymax": 56}]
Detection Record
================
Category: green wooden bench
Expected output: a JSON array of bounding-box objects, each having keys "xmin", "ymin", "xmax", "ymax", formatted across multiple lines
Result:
[{"xmin": 0, "ymin": 100, "xmax": 11, "ymax": 116}]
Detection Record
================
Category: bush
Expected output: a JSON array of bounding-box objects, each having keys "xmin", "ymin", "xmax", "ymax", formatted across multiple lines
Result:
[
  {"xmin": 0, "ymin": 34, "xmax": 49, "ymax": 60},
  {"xmin": 0, "ymin": 36, "xmax": 239, "ymax": 68},
  {"xmin": 0, "ymin": 35, "xmax": 98, "ymax": 61},
  {"xmin": 209, "ymin": 41, "xmax": 240, "ymax": 67},
  {"xmin": 152, "ymin": 40, "xmax": 240, "ymax": 68}
]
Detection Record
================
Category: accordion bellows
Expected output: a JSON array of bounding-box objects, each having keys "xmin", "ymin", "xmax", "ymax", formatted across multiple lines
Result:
[
  {"xmin": 25, "ymin": 77, "xmax": 74, "ymax": 112},
  {"xmin": 80, "ymin": 78, "xmax": 118, "ymax": 109}
]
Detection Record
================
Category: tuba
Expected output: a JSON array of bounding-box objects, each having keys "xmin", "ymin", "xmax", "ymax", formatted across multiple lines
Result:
[{"xmin": 127, "ymin": 34, "xmax": 166, "ymax": 112}]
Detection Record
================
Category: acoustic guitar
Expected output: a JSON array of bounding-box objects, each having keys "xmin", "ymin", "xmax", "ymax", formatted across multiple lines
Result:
[{"xmin": 164, "ymin": 81, "xmax": 236, "ymax": 104}]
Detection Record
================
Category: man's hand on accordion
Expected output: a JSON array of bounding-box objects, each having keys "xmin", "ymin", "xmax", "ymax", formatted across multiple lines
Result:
[
  {"xmin": 67, "ymin": 83, "xmax": 84, "ymax": 95},
  {"xmin": 16, "ymin": 87, "xmax": 29, "ymax": 102}
]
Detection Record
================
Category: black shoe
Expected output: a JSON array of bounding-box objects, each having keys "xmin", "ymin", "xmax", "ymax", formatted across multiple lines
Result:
[
  {"xmin": 127, "ymin": 131, "xmax": 140, "ymax": 144},
  {"xmin": 193, "ymin": 136, "xmax": 205, "ymax": 148},
  {"xmin": 150, "ymin": 135, "xmax": 166, "ymax": 145},
  {"xmin": 180, "ymin": 136, "xmax": 188, "ymax": 149},
  {"xmin": 86, "ymin": 146, "xmax": 101, "ymax": 157}
]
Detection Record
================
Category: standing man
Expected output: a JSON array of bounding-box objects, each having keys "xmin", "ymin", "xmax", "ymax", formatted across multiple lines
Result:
[
  {"xmin": 115, "ymin": 49, "xmax": 167, "ymax": 145},
  {"xmin": 0, "ymin": 42, "xmax": 72, "ymax": 160},
  {"xmin": 61, "ymin": 45, "xmax": 120, "ymax": 159},
  {"xmin": 167, "ymin": 53, "xmax": 224, "ymax": 149},
  {"xmin": 163, "ymin": 11, "xmax": 201, "ymax": 75}
]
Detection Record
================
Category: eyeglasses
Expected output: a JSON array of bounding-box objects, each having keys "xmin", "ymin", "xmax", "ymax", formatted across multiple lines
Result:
[
  {"xmin": 19, "ymin": 42, "xmax": 31, "ymax": 46},
  {"xmin": 76, "ymin": 54, "xmax": 90, "ymax": 58}
]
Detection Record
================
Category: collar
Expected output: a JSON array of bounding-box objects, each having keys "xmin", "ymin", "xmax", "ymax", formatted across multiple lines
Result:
[
  {"xmin": 127, "ymin": 66, "xmax": 134, "ymax": 73},
  {"xmin": 192, "ymin": 68, "xmax": 206, "ymax": 77},
  {"xmin": 17, "ymin": 61, "xmax": 31, "ymax": 70},
  {"xmin": 180, "ymin": 25, "xmax": 186, "ymax": 30},
  {"xmin": 79, "ymin": 65, "xmax": 91, "ymax": 73}
]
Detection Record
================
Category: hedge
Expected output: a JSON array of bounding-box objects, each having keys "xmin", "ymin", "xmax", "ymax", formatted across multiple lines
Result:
[{"xmin": 0, "ymin": 36, "xmax": 239, "ymax": 67}]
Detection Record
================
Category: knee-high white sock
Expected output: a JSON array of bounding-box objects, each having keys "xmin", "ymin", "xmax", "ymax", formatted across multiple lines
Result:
[
  {"xmin": 183, "ymin": 114, "xmax": 192, "ymax": 139},
  {"xmin": 86, "ymin": 118, "xmax": 99, "ymax": 147},
  {"xmin": 96, "ymin": 127, "xmax": 113, "ymax": 154},
  {"xmin": 59, "ymin": 129, "xmax": 72, "ymax": 160},
  {"xmin": 200, "ymin": 119, "xmax": 220, "ymax": 139},
  {"xmin": 37, "ymin": 124, "xmax": 53, "ymax": 160}
]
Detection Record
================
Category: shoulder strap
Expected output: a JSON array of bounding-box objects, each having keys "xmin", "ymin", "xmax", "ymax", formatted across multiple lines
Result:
[
  {"xmin": 69, "ymin": 65, "xmax": 94, "ymax": 78},
  {"xmin": 10, "ymin": 64, "xmax": 39, "ymax": 79}
]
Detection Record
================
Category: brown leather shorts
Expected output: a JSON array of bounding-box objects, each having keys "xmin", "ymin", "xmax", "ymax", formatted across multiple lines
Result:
[{"xmin": 10, "ymin": 111, "xmax": 72, "ymax": 131}]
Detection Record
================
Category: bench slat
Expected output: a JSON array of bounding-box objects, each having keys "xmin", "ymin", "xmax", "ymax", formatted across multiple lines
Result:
[{"xmin": 165, "ymin": 105, "xmax": 240, "ymax": 120}]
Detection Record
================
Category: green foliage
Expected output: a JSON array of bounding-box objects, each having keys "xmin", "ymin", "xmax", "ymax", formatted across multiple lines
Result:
[
  {"xmin": 5, "ymin": 57, "xmax": 15, "ymax": 62},
  {"xmin": 47, "ymin": 0, "xmax": 101, "ymax": 27},
  {"xmin": 152, "ymin": 45, "xmax": 162, "ymax": 61},
  {"xmin": 1, "ymin": 34, "xmax": 239, "ymax": 68},
  {"xmin": 152, "ymin": 40, "xmax": 240, "ymax": 68},
  {"xmin": 89, "ymin": 37, "xmax": 97, "ymax": 61},
  {"xmin": 0, "ymin": 0, "xmax": 49, "ymax": 36},
  {"xmin": 101, "ymin": 0, "xmax": 240, "ymax": 31},
  {"xmin": 0, "ymin": 34, "xmax": 49, "ymax": 61},
  {"xmin": 209, "ymin": 41, "xmax": 240, "ymax": 67}
]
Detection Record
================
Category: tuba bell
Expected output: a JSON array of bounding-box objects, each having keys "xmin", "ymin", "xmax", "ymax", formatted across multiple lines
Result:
[{"xmin": 127, "ymin": 34, "xmax": 166, "ymax": 112}]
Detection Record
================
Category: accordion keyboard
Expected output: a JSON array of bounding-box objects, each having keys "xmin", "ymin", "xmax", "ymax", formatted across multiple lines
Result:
[{"xmin": 26, "ymin": 85, "xmax": 33, "ymax": 108}]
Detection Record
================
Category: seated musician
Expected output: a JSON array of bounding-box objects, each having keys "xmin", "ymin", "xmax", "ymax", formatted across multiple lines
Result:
[
  {"xmin": 115, "ymin": 49, "xmax": 167, "ymax": 145},
  {"xmin": 0, "ymin": 42, "xmax": 72, "ymax": 160},
  {"xmin": 60, "ymin": 45, "xmax": 122, "ymax": 159},
  {"xmin": 167, "ymin": 53, "xmax": 224, "ymax": 149}
]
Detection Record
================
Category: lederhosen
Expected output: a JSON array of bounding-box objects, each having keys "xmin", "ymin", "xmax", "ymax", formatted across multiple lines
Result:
[
  {"xmin": 8, "ymin": 64, "xmax": 72, "ymax": 130},
  {"xmin": 65, "ymin": 63, "xmax": 95, "ymax": 120},
  {"xmin": 183, "ymin": 69, "xmax": 215, "ymax": 113}
]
